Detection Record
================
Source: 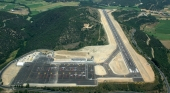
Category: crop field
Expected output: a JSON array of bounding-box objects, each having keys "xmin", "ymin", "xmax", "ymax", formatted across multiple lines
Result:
[
  {"xmin": 0, "ymin": 3, "xmax": 17, "ymax": 11},
  {"xmin": 27, "ymin": 2, "xmax": 79, "ymax": 15},
  {"xmin": 99, "ymin": 6, "xmax": 140, "ymax": 11},
  {"xmin": 1, "ymin": 0, "xmax": 79, "ymax": 15},
  {"xmin": 144, "ymin": 20, "xmax": 170, "ymax": 40},
  {"xmin": 155, "ymin": 20, "xmax": 170, "ymax": 34}
]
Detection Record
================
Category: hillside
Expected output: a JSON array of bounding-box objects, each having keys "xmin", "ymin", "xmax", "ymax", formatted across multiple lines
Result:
[
  {"xmin": 100, "ymin": 0, "xmax": 170, "ymax": 10},
  {"xmin": 0, "ymin": 11, "xmax": 29, "ymax": 64},
  {"xmin": 0, "ymin": 7, "xmax": 107, "ymax": 63}
]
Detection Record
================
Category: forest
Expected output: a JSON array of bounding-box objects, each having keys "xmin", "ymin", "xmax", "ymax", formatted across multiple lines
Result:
[
  {"xmin": 79, "ymin": 0, "xmax": 170, "ymax": 10},
  {"xmin": 17, "ymin": 6, "xmax": 107, "ymax": 57},
  {"xmin": 0, "ymin": 11, "xmax": 29, "ymax": 64},
  {"xmin": 0, "ymin": 6, "xmax": 107, "ymax": 66}
]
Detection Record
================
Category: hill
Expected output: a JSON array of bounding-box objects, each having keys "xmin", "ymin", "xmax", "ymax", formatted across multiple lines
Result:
[
  {"xmin": 0, "ymin": 6, "xmax": 107, "ymax": 64},
  {"xmin": 0, "ymin": 11, "xmax": 29, "ymax": 64},
  {"xmin": 79, "ymin": 0, "xmax": 170, "ymax": 10}
]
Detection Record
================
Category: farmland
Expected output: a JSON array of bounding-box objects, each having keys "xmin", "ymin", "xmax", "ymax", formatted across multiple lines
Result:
[
  {"xmin": 144, "ymin": 20, "xmax": 170, "ymax": 40},
  {"xmin": 0, "ymin": 0, "xmax": 79, "ymax": 15},
  {"xmin": 24, "ymin": 1, "xmax": 79, "ymax": 15},
  {"xmin": 99, "ymin": 6, "xmax": 140, "ymax": 11}
]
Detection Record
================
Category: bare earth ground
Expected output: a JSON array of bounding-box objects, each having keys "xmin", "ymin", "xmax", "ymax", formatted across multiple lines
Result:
[
  {"xmin": 151, "ymin": 48, "xmax": 155, "ymax": 58},
  {"xmin": 23, "ymin": 83, "xmax": 77, "ymax": 87},
  {"xmin": 54, "ymin": 9, "xmax": 118, "ymax": 63},
  {"xmin": 97, "ymin": 78, "xmax": 133, "ymax": 83},
  {"xmin": 109, "ymin": 53, "xmax": 129, "ymax": 75},
  {"xmin": 161, "ymin": 40, "xmax": 170, "ymax": 49},
  {"xmin": 2, "ymin": 63, "xmax": 21, "ymax": 85},
  {"xmin": 107, "ymin": 10, "xmax": 155, "ymax": 82},
  {"xmin": 94, "ymin": 65, "xmax": 107, "ymax": 75},
  {"xmin": 54, "ymin": 50, "xmax": 90, "ymax": 61},
  {"xmin": 78, "ymin": 45, "xmax": 116, "ymax": 63},
  {"xmin": 146, "ymin": 34, "xmax": 151, "ymax": 45},
  {"xmin": 8, "ymin": 8, "xmax": 29, "ymax": 15}
]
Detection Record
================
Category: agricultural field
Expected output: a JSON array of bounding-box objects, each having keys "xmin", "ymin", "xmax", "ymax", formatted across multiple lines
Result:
[
  {"xmin": 144, "ymin": 20, "xmax": 170, "ymax": 40},
  {"xmin": 1, "ymin": 0, "xmax": 79, "ymax": 15},
  {"xmin": 26, "ymin": 2, "xmax": 79, "ymax": 15},
  {"xmin": 0, "ymin": 3, "xmax": 17, "ymax": 11},
  {"xmin": 99, "ymin": 6, "xmax": 140, "ymax": 11},
  {"xmin": 144, "ymin": 20, "xmax": 170, "ymax": 49},
  {"xmin": 0, "ymin": 2, "xmax": 29, "ymax": 15}
]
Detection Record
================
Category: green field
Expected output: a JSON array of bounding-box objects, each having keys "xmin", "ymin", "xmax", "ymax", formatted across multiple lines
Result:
[
  {"xmin": 155, "ymin": 20, "xmax": 170, "ymax": 34},
  {"xmin": 1, "ymin": 0, "xmax": 79, "ymax": 15},
  {"xmin": 99, "ymin": 6, "xmax": 140, "ymax": 11},
  {"xmin": 15, "ymin": 0, "xmax": 79, "ymax": 15},
  {"xmin": 144, "ymin": 20, "xmax": 170, "ymax": 40},
  {"xmin": 0, "ymin": 2, "xmax": 20, "ymax": 11}
]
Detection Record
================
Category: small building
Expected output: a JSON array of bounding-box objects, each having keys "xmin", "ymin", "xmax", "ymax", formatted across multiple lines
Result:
[{"xmin": 17, "ymin": 62, "xmax": 25, "ymax": 66}]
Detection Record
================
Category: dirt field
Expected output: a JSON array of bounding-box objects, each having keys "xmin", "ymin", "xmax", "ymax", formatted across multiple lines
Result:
[
  {"xmin": 8, "ymin": 8, "xmax": 29, "ymax": 15},
  {"xmin": 54, "ymin": 50, "xmax": 89, "ymax": 61},
  {"xmin": 146, "ymin": 34, "xmax": 151, "ymax": 45},
  {"xmin": 78, "ymin": 45, "xmax": 116, "ymax": 63},
  {"xmin": 2, "ymin": 63, "xmax": 21, "ymax": 85},
  {"xmin": 107, "ymin": 10, "xmax": 155, "ymax": 82},
  {"xmin": 109, "ymin": 53, "xmax": 129, "ymax": 75},
  {"xmin": 55, "ymin": 50, "xmax": 87, "ymax": 56},
  {"xmin": 161, "ymin": 40, "xmax": 170, "ymax": 49},
  {"xmin": 94, "ymin": 65, "xmax": 107, "ymax": 75},
  {"xmin": 97, "ymin": 78, "xmax": 133, "ymax": 83},
  {"xmin": 151, "ymin": 48, "xmax": 155, "ymax": 58}
]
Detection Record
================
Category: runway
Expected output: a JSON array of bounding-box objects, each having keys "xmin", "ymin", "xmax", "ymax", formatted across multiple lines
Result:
[{"xmin": 98, "ymin": 9, "xmax": 143, "ymax": 81}]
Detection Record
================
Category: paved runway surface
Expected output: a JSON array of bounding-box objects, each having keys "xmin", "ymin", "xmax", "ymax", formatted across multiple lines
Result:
[{"xmin": 99, "ymin": 9, "xmax": 143, "ymax": 81}]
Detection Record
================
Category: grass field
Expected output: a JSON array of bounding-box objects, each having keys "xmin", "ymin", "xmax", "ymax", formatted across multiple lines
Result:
[
  {"xmin": 0, "ymin": 2, "xmax": 16, "ymax": 11},
  {"xmin": 99, "ymin": 6, "xmax": 140, "ymax": 11},
  {"xmin": 144, "ymin": 20, "xmax": 170, "ymax": 40},
  {"xmin": 1, "ymin": 0, "xmax": 79, "ymax": 15},
  {"xmin": 155, "ymin": 20, "xmax": 170, "ymax": 34},
  {"xmin": 5, "ymin": 49, "xmax": 19, "ymax": 63},
  {"xmin": 0, "ymin": 49, "xmax": 19, "ymax": 70},
  {"xmin": 27, "ymin": 2, "xmax": 79, "ymax": 15}
]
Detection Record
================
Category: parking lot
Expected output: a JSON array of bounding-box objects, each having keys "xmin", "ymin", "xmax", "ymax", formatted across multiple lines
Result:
[
  {"xmin": 58, "ymin": 64, "xmax": 96, "ymax": 85},
  {"xmin": 12, "ymin": 55, "xmax": 59, "ymax": 85},
  {"xmin": 11, "ymin": 54, "xmax": 97, "ymax": 86}
]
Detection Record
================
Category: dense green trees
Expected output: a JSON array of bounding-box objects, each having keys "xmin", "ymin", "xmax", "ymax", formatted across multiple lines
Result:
[
  {"xmin": 0, "ymin": 6, "xmax": 107, "ymax": 65},
  {"xmin": 0, "ymin": 11, "xmax": 29, "ymax": 64},
  {"xmin": 17, "ymin": 6, "xmax": 107, "ymax": 57}
]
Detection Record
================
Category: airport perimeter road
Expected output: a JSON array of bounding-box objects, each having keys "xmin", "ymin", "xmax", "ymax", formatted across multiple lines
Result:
[{"xmin": 102, "ymin": 9, "xmax": 138, "ymax": 73}]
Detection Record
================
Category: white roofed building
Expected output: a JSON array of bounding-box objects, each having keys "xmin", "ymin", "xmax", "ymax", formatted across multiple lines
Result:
[{"xmin": 17, "ymin": 62, "xmax": 25, "ymax": 66}]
